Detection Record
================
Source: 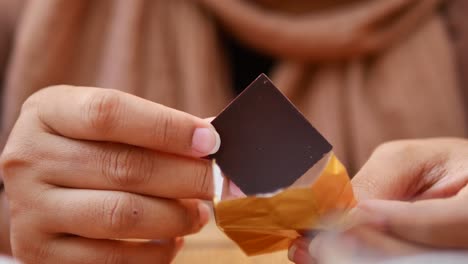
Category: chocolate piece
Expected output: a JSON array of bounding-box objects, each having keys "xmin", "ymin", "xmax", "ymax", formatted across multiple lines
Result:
[{"xmin": 211, "ymin": 74, "xmax": 331, "ymax": 195}]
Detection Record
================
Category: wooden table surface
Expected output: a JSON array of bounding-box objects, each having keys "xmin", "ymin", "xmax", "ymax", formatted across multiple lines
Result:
[{"xmin": 173, "ymin": 219, "xmax": 291, "ymax": 264}]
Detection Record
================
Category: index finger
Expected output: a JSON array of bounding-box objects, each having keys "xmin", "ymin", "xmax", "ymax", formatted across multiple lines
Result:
[{"xmin": 26, "ymin": 86, "xmax": 220, "ymax": 157}]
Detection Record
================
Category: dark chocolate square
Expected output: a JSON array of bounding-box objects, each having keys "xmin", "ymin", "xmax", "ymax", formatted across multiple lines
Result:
[{"xmin": 211, "ymin": 74, "xmax": 332, "ymax": 195}]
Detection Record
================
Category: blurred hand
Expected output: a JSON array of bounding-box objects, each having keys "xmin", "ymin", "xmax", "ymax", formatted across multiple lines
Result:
[
  {"xmin": 0, "ymin": 86, "xmax": 221, "ymax": 264},
  {"xmin": 289, "ymin": 138, "xmax": 468, "ymax": 263}
]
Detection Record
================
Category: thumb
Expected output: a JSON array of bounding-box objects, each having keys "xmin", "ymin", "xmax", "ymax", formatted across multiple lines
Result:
[{"xmin": 358, "ymin": 198, "xmax": 468, "ymax": 249}]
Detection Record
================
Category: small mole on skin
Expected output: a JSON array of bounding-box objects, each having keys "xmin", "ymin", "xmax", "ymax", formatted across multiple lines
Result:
[{"xmin": 133, "ymin": 210, "xmax": 138, "ymax": 215}]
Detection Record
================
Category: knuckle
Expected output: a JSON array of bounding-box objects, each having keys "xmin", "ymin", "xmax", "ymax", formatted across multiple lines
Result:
[
  {"xmin": 83, "ymin": 89, "xmax": 122, "ymax": 135},
  {"xmin": 191, "ymin": 161, "xmax": 212, "ymax": 198},
  {"xmin": 15, "ymin": 238, "xmax": 55, "ymax": 264},
  {"xmin": 20, "ymin": 92, "xmax": 41, "ymax": 115},
  {"xmin": 19, "ymin": 86, "xmax": 48, "ymax": 113},
  {"xmin": 103, "ymin": 247, "xmax": 126, "ymax": 264},
  {"xmin": 152, "ymin": 112, "xmax": 175, "ymax": 149},
  {"xmin": 0, "ymin": 142, "xmax": 34, "ymax": 182},
  {"xmin": 0, "ymin": 151, "xmax": 20, "ymax": 180},
  {"xmin": 35, "ymin": 241, "xmax": 55, "ymax": 263},
  {"xmin": 22, "ymin": 85, "xmax": 69, "ymax": 114},
  {"xmin": 102, "ymin": 193, "xmax": 143, "ymax": 235},
  {"xmin": 100, "ymin": 147, "xmax": 152, "ymax": 188}
]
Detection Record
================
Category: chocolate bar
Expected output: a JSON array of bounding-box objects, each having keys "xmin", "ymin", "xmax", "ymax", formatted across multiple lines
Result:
[{"xmin": 211, "ymin": 74, "xmax": 331, "ymax": 195}]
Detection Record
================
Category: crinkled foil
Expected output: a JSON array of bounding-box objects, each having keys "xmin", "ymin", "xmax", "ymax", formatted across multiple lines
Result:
[{"xmin": 213, "ymin": 153, "xmax": 356, "ymax": 256}]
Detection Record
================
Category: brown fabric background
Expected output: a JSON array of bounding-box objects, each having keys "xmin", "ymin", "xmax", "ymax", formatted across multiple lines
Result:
[{"xmin": 0, "ymin": 0, "xmax": 467, "ymax": 174}]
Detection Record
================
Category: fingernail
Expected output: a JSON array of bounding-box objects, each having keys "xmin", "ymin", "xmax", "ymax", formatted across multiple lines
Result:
[
  {"xmin": 192, "ymin": 127, "xmax": 221, "ymax": 155},
  {"xmin": 288, "ymin": 244, "xmax": 298, "ymax": 261},
  {"xmin": 198, "ymin": 202, "xmax": 211, "ymax": 227}
]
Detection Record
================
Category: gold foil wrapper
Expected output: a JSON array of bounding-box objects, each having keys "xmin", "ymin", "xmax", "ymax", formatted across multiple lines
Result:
[{"xmin": 213, "ymin": 153, "xmax": 356, "ymax": 256}]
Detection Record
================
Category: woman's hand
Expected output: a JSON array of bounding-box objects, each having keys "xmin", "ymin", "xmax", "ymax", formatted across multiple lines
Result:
[
  {"xmin": 289, "ymin": 138, "xmax": 468, "ymax": 263},
  {"xmin": 0, "ymin": 86, "xmax": 221, "ymax": 264}
]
